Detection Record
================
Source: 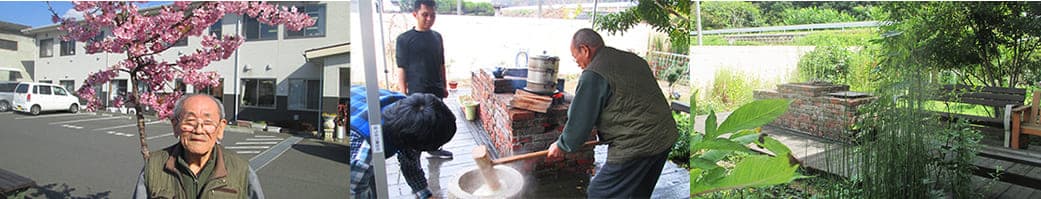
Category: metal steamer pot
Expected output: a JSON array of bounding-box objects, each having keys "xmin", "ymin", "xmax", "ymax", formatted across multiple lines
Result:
[{"xmin": 525, "ymin": 55, "xmax": 560, "ymax": 94}]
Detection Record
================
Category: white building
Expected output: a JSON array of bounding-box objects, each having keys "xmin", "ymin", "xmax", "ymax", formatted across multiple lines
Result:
[
  {"xmin": 21, "ymin": 2, "xmax": 350, "ymax": 130},
  {"xmin": 0, "ymin": 21, "xmax": 34, "ymax": 82}
]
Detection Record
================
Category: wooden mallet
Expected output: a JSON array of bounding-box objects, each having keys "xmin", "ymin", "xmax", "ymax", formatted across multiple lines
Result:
[{"xmin": 471, "ymin": 141, "xmax": 599, "ymax": 192}]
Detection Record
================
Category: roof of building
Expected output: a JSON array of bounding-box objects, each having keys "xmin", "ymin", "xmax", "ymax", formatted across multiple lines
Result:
[
  {"xmin": 304, "ymin": 42, "xmax": 350, "ymax": 60},
  {"xmin": 0, "ymin": 20, "xmax": 31, "ymax": 33}
]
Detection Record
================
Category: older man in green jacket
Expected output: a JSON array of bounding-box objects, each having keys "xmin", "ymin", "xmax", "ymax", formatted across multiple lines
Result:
[
  {"xmin": 547, "ymin": 28, "xmax": 679, "ymax": 198},
  {"xmin": 133, "ymin": 94, "xmax": 264, "ymax": 199}
]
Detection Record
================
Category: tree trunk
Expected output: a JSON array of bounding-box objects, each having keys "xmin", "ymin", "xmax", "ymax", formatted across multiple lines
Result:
[{"xmin": 131, "ymin": 76, "xmax": 151, "ymax": 161}]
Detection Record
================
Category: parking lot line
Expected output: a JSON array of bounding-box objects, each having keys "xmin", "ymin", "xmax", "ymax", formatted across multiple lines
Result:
[
  {"xmin": 245, "ymin": 138, "xmax": 284, "ymax": 141},
  {"xmin": 146, "ymin": 133, "xmax": 174, "ymax": 140},
  {"xmin": 49, "ymin": 116, "xmax": 120, "ymax": 125},
  {"xmin": 254, "ymin": 135, "xmax": 277, "ymax": 138},
  {"xmin": 226, "ymin": 146, "xmax": 271, "ymax": 149},
  {"xmin": 248, "ymin": 136, "xmax": 302, "ymax": 171},
  {"xmin": 234, "ymin": 142, "xmax": 280, "ymax": 145},
  {"xmin": 236, "ymin": 151, "xmax": 262, "ymax": 154},
  {"xmin": 61, "ymin": 124, "xmax": 84, "ymax": 129},
  {"xmin": 15, "ymin": 113, "xmax": 84, "ymax": 120},
  {"xmin": 93, "ymin": 120, "xmax": 163, "ymax": 131}
]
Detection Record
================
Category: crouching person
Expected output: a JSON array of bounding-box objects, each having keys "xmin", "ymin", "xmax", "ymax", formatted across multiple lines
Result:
[{"xmin": 350, "ymin": 86, "xmax": 457, "ymax": 199}]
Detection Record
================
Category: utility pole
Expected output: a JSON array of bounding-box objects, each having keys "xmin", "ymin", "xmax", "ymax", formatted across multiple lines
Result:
[{"xmin": 696, "ymin": 1, "xmax": 703, "ymax": 46}]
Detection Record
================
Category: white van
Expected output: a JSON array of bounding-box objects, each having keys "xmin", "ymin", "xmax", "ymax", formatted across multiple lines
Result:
[{"xmin": 12, "ymin": 82, "xmax": 81, "ymax": 115}]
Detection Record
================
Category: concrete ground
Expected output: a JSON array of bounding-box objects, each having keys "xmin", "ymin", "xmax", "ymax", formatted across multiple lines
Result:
[{"xmin": 0, "ymin": 110, "xmax": 347, "ymax": 198}]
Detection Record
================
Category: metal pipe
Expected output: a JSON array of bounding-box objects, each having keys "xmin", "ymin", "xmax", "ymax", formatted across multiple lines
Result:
[
  {"xmin": 233, "ymin": 16, "xmax": 240, "ymax": 123},
  {"xmin": 361, "ymin": 0, "xmax": 390, "ymax": 198}
]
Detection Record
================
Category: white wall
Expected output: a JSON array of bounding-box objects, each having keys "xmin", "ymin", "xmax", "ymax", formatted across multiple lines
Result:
[
  {"xmin": 350, "ymin": 10, "xmax": 653, "ymax": 87},
  {"xmin": 689, "ymin": 46, "xmax": 816, "ymax": 96},
  {"xmin": 0, "ymin": 29, "xmax": 37, "ymax": 81}
]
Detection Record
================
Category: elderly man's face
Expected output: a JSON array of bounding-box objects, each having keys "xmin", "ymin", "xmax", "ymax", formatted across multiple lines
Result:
[
  {"xmin": 174, "ymin": 95, "xmax": 227, "ymax": 156},
  {"xmin": 570, "ymin": 43, "xmax": 591, "ymax": 69}
]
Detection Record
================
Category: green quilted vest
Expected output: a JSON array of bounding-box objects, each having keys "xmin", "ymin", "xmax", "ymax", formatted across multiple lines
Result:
[
  {"xmin": 584, "ymin": 47, "xmax": 679, "ymax": 163},
  {"xmin": 144, "ymin": 144, "xmax": 250, "ymax": 199}
]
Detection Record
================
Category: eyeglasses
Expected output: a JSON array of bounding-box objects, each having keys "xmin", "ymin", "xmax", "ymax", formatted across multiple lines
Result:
[{"xmin": 178, "ymin": 120, "xmax": 219, "ymax": 134}]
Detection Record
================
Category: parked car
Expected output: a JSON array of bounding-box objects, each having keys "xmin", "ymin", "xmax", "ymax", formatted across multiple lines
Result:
[
  {"xmin": 12, "ymin": 82, "xmax": 81, "ymax": 115},
  {"xmin": 0, "ymin": 81, "xmax": 19, "ymax": 112}
]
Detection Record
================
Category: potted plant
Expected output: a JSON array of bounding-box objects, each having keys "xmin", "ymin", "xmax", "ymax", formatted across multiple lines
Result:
[{"xmin": 458, "ymin": 95, "xmax": 479, "ymax": 121}]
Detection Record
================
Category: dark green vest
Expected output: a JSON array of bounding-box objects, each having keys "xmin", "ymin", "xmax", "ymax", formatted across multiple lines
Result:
[
  {"xmin": 585, "ymin": 47, "xmax": 679, "ymax": 163},
  {"xmin": 144, "ymin": 144, "xmax": 250, "ymax": 199}
]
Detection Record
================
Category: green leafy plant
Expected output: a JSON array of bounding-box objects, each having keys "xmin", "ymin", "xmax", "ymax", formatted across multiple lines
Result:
[
  {"xmin": 668, "ymin": 112, "xmax": 692, "ymax": 168},
  {"xmin": 687, "ymin": 97, "xmax": 802, "ymax": 196},
  {"xmin": 781, "ymin": 7, "xmax": 857, "ymax": 25},
  {"xmin": 797, "ymin": 46, "xmax": 851, "ymax": 83},
  {"xmin": 709, "ymin": 68, "xmax": 765, "ymax": 110}
]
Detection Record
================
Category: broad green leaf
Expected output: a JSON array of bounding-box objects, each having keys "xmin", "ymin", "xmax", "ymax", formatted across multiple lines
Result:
[
  {"xmin": 730, "ymin": 129, "xmax": 760, "ymax": 145},
  {"xmin": 690, "ymin": 169, "xmax": 697, "ymax": 195},
  {"xmin": 691, "ymin": 157, "xmax": 720, "ymax": 170},
  {"xmin": 705, "ymin": 110, "xmax": 718, "ymax": 138},
  {"xmin": 692, "ymin": 154, "xmax": 800, "ymax": 195},
  {"xmin": 716, "ymin": 99, "xmax": 792, "ymax": 135},
  {"xmin": 700, "ymin": 150, "xmax": 731, "ymax": 163},
  {"xmin": 689, "ymin": 134, "xmax": 702, "ymax": 167},
  {"xmin": 696, "ymin": 138, "xmax": 749, "ymax": 152},
  {"xmin": 701, "ymin": 167, "xmax": 727, "ymax": 185},
  {"xmin": 759, "ymin": 135, "xmax": 792, "ymax": 156}
]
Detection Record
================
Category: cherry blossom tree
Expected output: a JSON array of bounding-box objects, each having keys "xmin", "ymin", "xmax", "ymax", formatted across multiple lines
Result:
[{"xmin": 48, "ymin": 1, "xmax": 315, "ymax": 160}]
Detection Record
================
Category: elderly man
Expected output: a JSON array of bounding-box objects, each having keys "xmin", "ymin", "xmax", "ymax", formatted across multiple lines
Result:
[
  {"xmin": 350, "ymin": 85, "xmax": 456, "ymax": 199},
  {"xmin": 546, "ymin": 28, "xmax": 679, "ymax": 198},
  {"xmin": 134, "ymin": 94, "xmax": 263, "ymax": 199}
]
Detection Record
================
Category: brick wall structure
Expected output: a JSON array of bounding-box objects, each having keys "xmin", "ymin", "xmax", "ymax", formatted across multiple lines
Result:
[
  {"xmin": 754, "ymin": 82, "xmax": 876, "ymax": 142},
  {"xmin": 470, "ymin": 68, "xmax": 596, "ymax": 181}
]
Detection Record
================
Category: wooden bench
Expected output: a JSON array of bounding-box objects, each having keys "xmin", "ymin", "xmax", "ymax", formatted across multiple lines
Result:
[
  {"xmin": 1011, "ymin": 90, "xmax": 1041, "ymax": 149},
  {"xmin": 0, "ymin": 168, "xmax": 35, "ymax": 197},
  {"xmin": 932, "ymin": 85, "xmax": 1027, "ymax": 148}
]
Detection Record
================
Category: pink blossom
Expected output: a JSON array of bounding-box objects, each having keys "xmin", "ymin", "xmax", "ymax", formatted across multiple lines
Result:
[{"xmin": 54, "ymin": 1, "xmax": 314, "ymax": 118}]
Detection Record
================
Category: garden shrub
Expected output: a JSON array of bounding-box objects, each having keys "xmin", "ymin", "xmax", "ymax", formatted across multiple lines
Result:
[
  {"xmin": 797, "ymin": 45, "xmax": 851, "ymax": 84},
  {"xmin": 710, "ymin": 67, "xmax": 763, "ymax": 111},
  {"xmin": 781, "ymin": 7, "xmax": 857, "ymax": 25}
]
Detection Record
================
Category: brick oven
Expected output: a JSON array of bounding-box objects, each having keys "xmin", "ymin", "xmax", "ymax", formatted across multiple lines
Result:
[
  {"xmin": 470, "ymin": 68, "xmax": 596, "ymax": 193},
  {"xmin": 754, "ymin": 82, "xmax": 877, "ymax": 142}
]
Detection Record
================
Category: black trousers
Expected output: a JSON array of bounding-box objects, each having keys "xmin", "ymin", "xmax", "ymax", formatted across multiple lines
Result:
[{"xmin": 587, "ymin": 150, "xmax": 670, "ymax": 199}]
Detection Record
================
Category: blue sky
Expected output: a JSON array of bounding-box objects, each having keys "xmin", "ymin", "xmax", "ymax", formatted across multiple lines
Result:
[{"xmin": 0, "ymin": 1, "xmax": 170, "ymax": 28}]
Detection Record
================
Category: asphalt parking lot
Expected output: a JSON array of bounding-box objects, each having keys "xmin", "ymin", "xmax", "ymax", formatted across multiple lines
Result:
[{"xmin": 0, "ymin": 111, "xmax": 347, "ymax": 198}]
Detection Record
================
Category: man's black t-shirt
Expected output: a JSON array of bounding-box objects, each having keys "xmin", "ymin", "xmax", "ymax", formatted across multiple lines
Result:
[{"xmin": 396, "ymin": 29, "xmax": 446, "ymax": 98}]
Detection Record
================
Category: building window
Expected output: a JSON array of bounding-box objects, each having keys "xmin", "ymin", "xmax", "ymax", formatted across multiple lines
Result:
[
  {"xmin": 288, "ymin": 79, "xmax": 320, "ymax": 110},
  {"xmin": 173, "ymin": 38, "xmax": 188, "ymax": 47},
  {"xmin": 196, "ymin": 78, "xmax": 224, "ymax": 101},
  {"xmin": 92, "ymin": 31, "xmax": 105, "ymax": 43},
  {"xmin": 39, "ymin": 80, "xmax": 53, "ymax": 84},
  {"xmin": 285, "ymin": 4, "xmax": 326, "ymax": 39},
  {"xmin": 0, "ymin": 39, "xmax": 16, "ymax": 51},
  {"xmin": 242, "ymin": 78, "xmax": 275, "ymax": 108},
  {"xmin": 209, "ymin": 19, "xmax": 223, "ymax": 37},
  {"xmin": 59, "ymin": 80, "xmax": 75, "ymax": 92},
  {"xmin": 244, "ymin": 17, "xmax": 278, "ymax": 41},
  {"xmin": 112, "ymin": 79, "xmax": 128, "ymax": 101},
  {"xmin": 39, "ymin": 39, "xmax": 54, "ymax": 57},
  {"xmin": 60, "ymin": 40, "xmax": 76, "ymax": 56}
]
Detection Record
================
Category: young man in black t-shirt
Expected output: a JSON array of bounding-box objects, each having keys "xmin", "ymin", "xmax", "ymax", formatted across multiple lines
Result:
[{"xmin": 396, "ymin": 0, "xmax": 453, "ymax": 159}]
